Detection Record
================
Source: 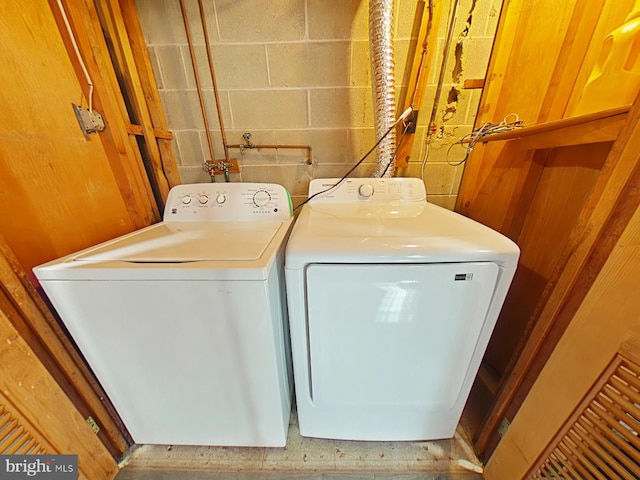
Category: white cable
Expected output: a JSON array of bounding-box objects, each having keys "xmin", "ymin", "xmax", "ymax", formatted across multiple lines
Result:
[
  {"xmin": 56, "ymin": 0, "xmax": 94, "ymax": 112},
  {"xmin": 420, "ymin": 142, "xmax": 429, "ymax": 196},
  {"xmin": 398, "ymin": 106, "xmax": 413, "ymax": 123}
]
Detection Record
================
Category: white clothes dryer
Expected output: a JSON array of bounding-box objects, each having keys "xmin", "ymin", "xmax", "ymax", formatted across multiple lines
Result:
[
  {"xmin": 285, "ymin": 178, "xmax": 519, "ymax": 441},
  {"xmin": 34, "ymin": 183, "xmax": 294, "ymax": 447}
]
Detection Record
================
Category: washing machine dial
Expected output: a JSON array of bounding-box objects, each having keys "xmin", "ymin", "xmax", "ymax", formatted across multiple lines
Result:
[
  {"xmin": 216, "ymin": 194, "xmax": 226, "ymax": 205},
  {"xmin": 198, "ymin": 195, "xmax": 209, "ymax": 204},
  {"xmin": 181, "ymin": 195, "xmax": 192, "ymax": 205},
  {"xmin": 253, "ymin": 190, "xmax": 271, "ymax": 207},
  {"xmin": 358, "ymin": 183, "xmax": 375, "ymax": 198}
]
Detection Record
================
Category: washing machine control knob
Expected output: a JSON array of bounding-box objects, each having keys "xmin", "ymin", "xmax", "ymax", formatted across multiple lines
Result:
[
  {"xmin": 198, "ymin": 195, "xmax": 209, "ymax": 204},
  {"xmin": 358, "ymin": 183, "xmax": 375, "ymax": 198},
  {"xmin": 181, "ymin": 195, "xmax": 192, "ymax": 205},
  {"xmin": 253, "ymin": 190, "xmax": 271, "ymax": 207},
  {"xmin": 216, "ymin": 194, "xmax": 226, "ymax": 204}
]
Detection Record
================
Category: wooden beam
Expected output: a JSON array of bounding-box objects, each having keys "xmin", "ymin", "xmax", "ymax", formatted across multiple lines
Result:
[
  {"xmin": 518, "ymin": 114, "xmax": 626, "ymax": 150},
  {"xmin": 97, "ymin": 0, "xmax": 172, "ymax": 203},
  {"xmin": 472, "ymin": 105, "xmax": 629, "ymax": 145},
  {"xmin": 126, "ymin": 123, "xmax": 174, "ymax": 140},
  {"xmin": 395, "ymin": 0, "xmax": 444, "ymax": 169},
  {"xmin": 119, "ymin": 0, "xmax": 182, "ymax": 190},
  {"xmin": 463, "ymin": 79, "xmax": 485, "ymax": 89}
]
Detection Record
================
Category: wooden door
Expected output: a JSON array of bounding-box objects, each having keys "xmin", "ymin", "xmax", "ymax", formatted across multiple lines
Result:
[
  {"xmin": 484, "ymin": 197, "xmax": 640, "ymax": 479},
  {"xmin": 0, "ymin": 305, "xmax": 119, "ymax": 479}
]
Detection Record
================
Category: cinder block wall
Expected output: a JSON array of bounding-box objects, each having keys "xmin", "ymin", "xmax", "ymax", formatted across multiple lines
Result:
[{"xmin": 135, "ymin": 0, "xmax": 501, "ymax": 208}]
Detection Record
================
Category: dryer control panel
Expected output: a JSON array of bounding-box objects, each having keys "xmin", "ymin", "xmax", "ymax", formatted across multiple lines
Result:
[
  {"xmin": 164, "ymin": 183, "xmax": 293, "ymax": 221},
  {"xmin": 308, "ymin": 178, "xmax": 426, "ymax": 203}
]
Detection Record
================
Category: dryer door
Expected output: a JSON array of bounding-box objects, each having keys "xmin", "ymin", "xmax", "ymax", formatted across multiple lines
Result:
[{"xmin": 305, "ymin": 262, "xmax": 499, "ymax": 413}]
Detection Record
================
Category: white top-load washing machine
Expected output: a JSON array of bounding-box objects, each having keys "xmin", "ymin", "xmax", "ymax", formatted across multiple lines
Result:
[
  {"xmin": 34, "ymin": 183, "xmax": 294, "ymax": 447},
  {"xmin": 285, "ymin": 177, "xmax": 519, "ymax": 441}
]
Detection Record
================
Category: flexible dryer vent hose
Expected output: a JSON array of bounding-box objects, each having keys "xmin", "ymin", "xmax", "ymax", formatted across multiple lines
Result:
[{"xmin": 369, "ymin": 0, "xmax": 397, "ymax": 177}]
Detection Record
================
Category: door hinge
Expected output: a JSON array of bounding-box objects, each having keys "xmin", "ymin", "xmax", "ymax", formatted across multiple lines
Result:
[{"xmin": 85, "ymin": 416, "xmax": 100, "ymax": 435}]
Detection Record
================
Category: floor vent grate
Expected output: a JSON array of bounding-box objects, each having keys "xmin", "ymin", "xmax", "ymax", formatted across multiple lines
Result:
[
  {"xmin": 528, "ymin": 351, "xmax": 640, "ymax": 479},
  {"xmin": 0, "ymin": 405, "xmax": 46, "ymax": 455}
]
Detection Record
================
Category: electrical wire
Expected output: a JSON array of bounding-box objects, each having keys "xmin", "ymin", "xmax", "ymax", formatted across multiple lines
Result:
[
  {"xmin": 56, "ymin": 0, "xmax": 94, "ymax": 112},
  {"xmin": 446, "ymin": 113, "xmax": 523, "ymax": 166},
  {"xmin": 379, "ymin": 122, "xmax": 410, "ymax": 178},
  {"xmin": 294, "ymin": 108, "xmax": 413, "ymax": 212}
]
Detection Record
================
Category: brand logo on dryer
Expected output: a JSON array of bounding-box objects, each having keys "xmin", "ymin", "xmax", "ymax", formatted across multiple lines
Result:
[{"xmin": 454, "ymin": 273, "xmax": 473, "ymax": 281}]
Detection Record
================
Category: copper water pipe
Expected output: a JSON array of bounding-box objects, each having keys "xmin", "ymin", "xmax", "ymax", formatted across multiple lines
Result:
[
  {"xmin": 179, "ymin": 0, "xmax": 217, "ymax": 165},
  {"xmin": 226, "ymin": 143, "xmax": 313, "ymax": 165},
  {"xmin": 197, "ymin": 0, "xmax": 230, "ymax": 163},
  {"xmin": 183, "ymin": 0, "xmax": 313, "ymax": 169}
]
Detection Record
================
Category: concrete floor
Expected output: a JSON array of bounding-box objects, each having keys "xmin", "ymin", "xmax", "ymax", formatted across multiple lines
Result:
[
  {"xmin": 115, "ymin": 412, "xmax": 483, "ymax": 480},
  {"xmin": 116, "ymin": 473, "xmax": 483, "ymax": 479}
]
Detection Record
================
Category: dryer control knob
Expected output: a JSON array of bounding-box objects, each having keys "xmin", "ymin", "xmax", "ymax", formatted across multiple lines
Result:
[
  {"xmin": 198, "ymin": 195, "xmax": 209, "ymax": 204},
  {"xmin": 358, "ymin": 183, "xmax": 375, "ymax": 198},
  {"xmin": 182, "ymin": 195, "xmax": 192, "ymax": 205},
  {"xmin": 216, "ymin": 194, "xmax": 226, "ymax": 204}
]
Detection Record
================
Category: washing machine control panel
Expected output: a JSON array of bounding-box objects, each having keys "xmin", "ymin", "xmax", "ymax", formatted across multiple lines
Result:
[
  {"xmin": 308, "ymin": 178, "xmax": 426, "ymax": 203},
  {"xmin": 164, "ymin": 183, "xmax": 292, "ymax": 221}
]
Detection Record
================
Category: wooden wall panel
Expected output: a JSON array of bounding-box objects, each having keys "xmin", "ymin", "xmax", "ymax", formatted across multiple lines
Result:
[
  {"xmin": 456, "ymin": 141, "xmax": 533, "ymax": 234},
  {"xmin": 536, "ymin": 0, "xmax": 607, "ymax": 122},
  {"xmin": 456, "ymin": 0, "xmax": 579, "ymax": 230},
  {"xmin": 481, "ymin": 2, "xmax": 576, "ymax": 124},
  {"xmin": 0, "ymin": 0, "xmax": 144, "ymax": 273},
  {"xmin": 456, "ymin": 0, "xmax": 635, "ymax": 223},
  {"xmin": 484, "ymin": 142, "xmax": 611, "ymax": 374},
  {"xmin": 565, "ymin": 1, "xmax": 637, "ymax": 115},
  {"xmin": 456, "ymin": 0, "xmax": 640, "ymax": 457}
]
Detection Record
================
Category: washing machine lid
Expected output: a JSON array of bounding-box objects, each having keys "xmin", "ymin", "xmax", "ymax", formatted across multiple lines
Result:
[
  {"xmin": 72, "ymin": 221, "xmax": 282, "ymax": 262},
  {"xmin": 286, "ymin": 201, "xmax": 520, "ymax": 268},
  {"xmin": 34, "ymin": 219, "xmax": 292, "ymax": 282}
]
